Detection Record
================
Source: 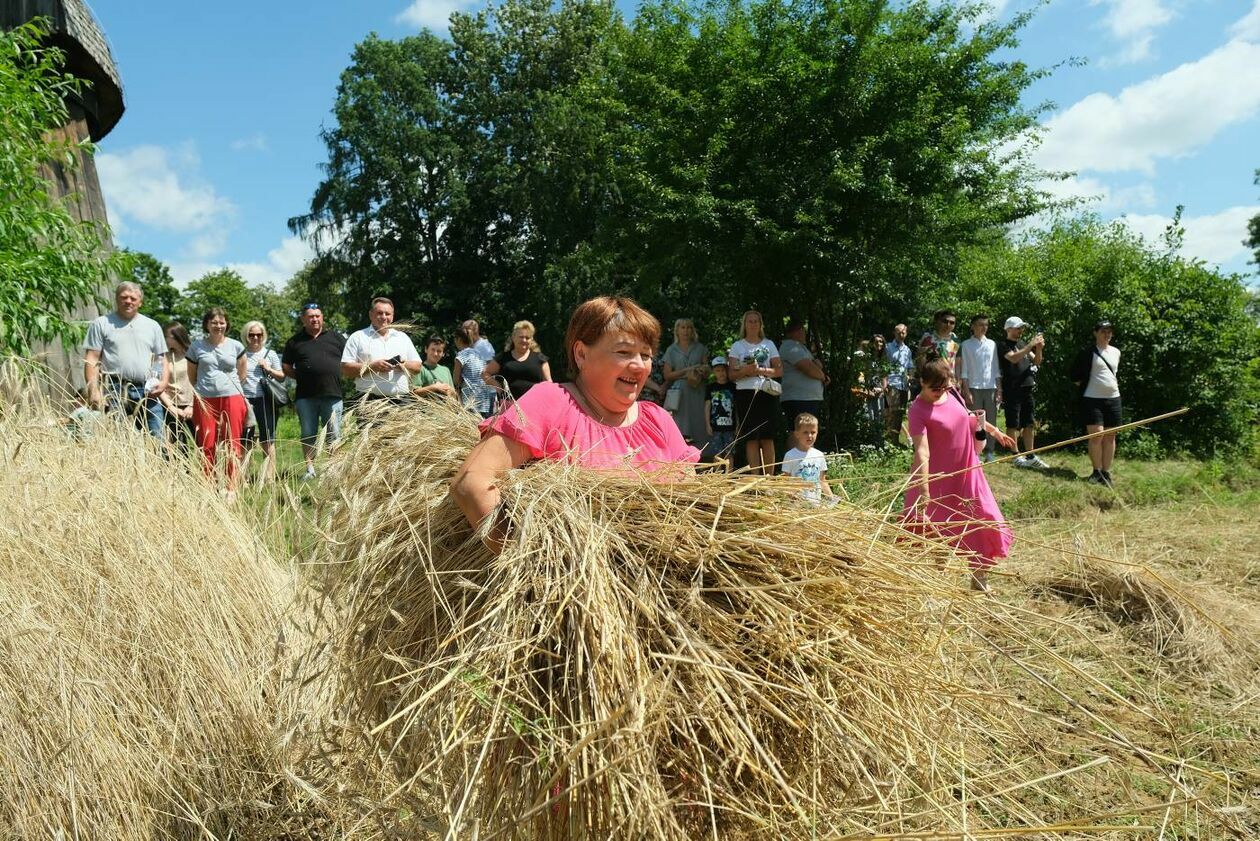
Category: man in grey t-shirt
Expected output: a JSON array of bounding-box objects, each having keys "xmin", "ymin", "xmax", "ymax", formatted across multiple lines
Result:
[
  {"xmin": 83, "ymin": 281, "xmax": 169, "ymax": 438},
  {"xmin": 779, "ymin": 319, "xmax": 828, "ymax": 431}
]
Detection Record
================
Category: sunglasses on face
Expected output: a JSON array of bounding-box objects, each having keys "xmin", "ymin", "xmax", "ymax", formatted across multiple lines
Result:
[{"xmin": 248, "ymin": 333, "xmax": 263, "ymax": 338}]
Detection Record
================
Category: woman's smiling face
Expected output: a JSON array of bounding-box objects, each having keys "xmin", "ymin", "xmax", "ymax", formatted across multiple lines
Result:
[{"xmin": 574, "ymin": 330, "xmax": 652, "ymax": 415}]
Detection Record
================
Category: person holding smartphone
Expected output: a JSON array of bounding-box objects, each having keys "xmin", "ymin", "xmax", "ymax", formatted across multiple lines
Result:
[{"xmin": 341, "ymin": 297, "xmax": 422, "ymax": 405}]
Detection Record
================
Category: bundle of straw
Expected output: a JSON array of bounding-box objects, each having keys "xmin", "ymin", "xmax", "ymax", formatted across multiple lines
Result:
[
  {"xmin": 0, "ymin": 405, "xmax": 311, "ymax": 838},
  {"xmin": 311, "ymin": 398, "xmax": 1020, "ymax": 838}
]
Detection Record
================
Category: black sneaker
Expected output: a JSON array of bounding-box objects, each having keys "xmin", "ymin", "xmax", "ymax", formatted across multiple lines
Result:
[
  {"xmin": 1086, "ymin": 470, "xmax": 1104, "ymax": 485},
  {"xmin": 1100, "ymin": 471, "xmax": 1114, "ymax": 488}
]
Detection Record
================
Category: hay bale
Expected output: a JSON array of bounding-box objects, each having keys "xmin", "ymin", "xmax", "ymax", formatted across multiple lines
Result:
[
  {"xmin": 1038, "ymin": 555, "xmax": 1257, "ymax": 680},
  {"xmin": 0, "ymin": 404, "xmax": 313, "ymax": 838},
  {"xmin": 309, "ymin": 398, "xmax": 1023, "ymax": 837}
]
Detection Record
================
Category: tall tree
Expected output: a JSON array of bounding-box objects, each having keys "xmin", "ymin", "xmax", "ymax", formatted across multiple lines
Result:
[
  {"xmin": 128, "ymin": 250, "xmax": 181, "ymax": 327},
  {"xmin": 0, "ymin": 21, "xmax": 126, "ymax": 356},
  {"xmin": 1247, "ymin": 169, "xmax": 1259, "ymax": 267}
]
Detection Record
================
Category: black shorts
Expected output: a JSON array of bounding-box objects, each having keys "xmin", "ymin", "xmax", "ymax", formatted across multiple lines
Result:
[
  {"xmin": 1081, "ymin": 396, "xmax": 1122, "ymax": 428},
  {"xmin": 1005, "ymin": 388, "xmax": 1035, "ymax": 430},
  {"xmin": 735, "ymin": 388, "xmax": 778, "ymax": 441}
]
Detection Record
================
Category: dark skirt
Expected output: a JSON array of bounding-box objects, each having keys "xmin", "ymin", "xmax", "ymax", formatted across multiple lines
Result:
[{"xmin": 735, "ymin": 388, "xmax": 779, "ymax": 442}]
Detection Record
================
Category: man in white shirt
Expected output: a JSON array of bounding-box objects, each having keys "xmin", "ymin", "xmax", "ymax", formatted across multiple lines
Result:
[
  {"xmin": 341, "ymin": 297, "xmax": 422, "ymax": 402},
  {"xmin": 958, "ymin": 313, "xmax": 1002, "ymax": 462}
]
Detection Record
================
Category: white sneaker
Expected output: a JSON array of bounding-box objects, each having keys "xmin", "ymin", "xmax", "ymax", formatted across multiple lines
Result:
[
  {"xmin": 1025, "ymin": 455, "xmax": 1049, "ymax": 469},
  {"xmin": 1012, "ymin": 455, "xmax": 1031, "ymax": 468},
  {"xmin": 302, "ymin": 465, "xmax": 317, "ymax": 481}
]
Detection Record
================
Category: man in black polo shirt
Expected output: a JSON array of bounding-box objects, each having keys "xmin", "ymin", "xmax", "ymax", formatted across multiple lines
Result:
[{"xmin": 282, "ymin": 303, "xmax": 347, "ymax": 479}]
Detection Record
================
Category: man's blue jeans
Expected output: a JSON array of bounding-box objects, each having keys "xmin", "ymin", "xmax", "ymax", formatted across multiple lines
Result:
[
  {"xmin": 295, "ymin": 395, "xmax": 343, "ymax": 448},
  {"xmin": 104, "ymin": 378, "xmax": 165, "ymax": 439}
]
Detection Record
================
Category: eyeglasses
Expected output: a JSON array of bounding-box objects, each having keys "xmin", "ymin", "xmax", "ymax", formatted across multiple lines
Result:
[
  {"xmin": 247, "ymin": 333, "xmax": 263, "ymax": 338},
  {"xmin": 302, "ymin": 303, "xmax": 321, "ymax": 312}
]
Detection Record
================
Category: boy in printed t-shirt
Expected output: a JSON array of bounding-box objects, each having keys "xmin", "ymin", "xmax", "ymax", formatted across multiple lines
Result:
[
  {"xmin": 782, "ymin": 413, "xmax": 840, "ymax": 505},
  {"xmin": 703, "ymin": 357, "xmax": 737, "ymax": 466}
]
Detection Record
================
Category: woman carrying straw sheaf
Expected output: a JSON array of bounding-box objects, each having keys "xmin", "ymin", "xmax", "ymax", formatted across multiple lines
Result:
[
  {"xmin": 904, "ymin": 348, "xmax": 1016, "ymax": 592},
  {"xmin": 453, "ymin": 297, "xmax": 701, "ymax": 551},
  {"xmin": 661, "ymin": 317, "xmax": 710, "ymax": 448}
]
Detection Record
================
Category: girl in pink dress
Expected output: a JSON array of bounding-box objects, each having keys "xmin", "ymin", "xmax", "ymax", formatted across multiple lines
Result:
[
  {"xmin": 452, "ymin": 297, "xmax": 700, "ymax": 551},
  {"xmin": 904, "ymin": 349, "xmax": 1016, "ymax": 591}
]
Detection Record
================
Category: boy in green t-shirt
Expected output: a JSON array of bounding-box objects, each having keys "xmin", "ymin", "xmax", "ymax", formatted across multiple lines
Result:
[{"xmin": 413, "ymin": 335, "xmax": 456, "ymax": 399}]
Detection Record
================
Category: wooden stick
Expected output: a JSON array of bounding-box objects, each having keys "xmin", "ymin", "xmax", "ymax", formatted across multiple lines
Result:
[{"xmin": 931, "ymin": 406, "xmax": 1190, "ymax": 484}]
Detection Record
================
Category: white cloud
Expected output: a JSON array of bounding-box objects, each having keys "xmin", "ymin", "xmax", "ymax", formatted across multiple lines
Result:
[
  {"xmin": 1232, "ymin": 1, "xmax": 1260, "ymax": 41},
  {"xmin": 230, "ymin": 133, "xmax": 268, "ymax": 153},
  {"xmin": 97, "ymin": 144, "xmax": 236, "ymax": 233},
  {"xmin": 1092, "ymin": 0, "xmax": 1174, "ymax": 65},
  {"xmin": 171, "ymin": 234, "xmax": 316, "ymax": 290},
  {"xmin": 1036, "ymin": 39, "xmax": 1260, "ymax": 176},
  {"xmin": 1038, "ymin": 174, "xmax": 1159, "ymax": 211},
  {"xmin": 1119, "ymin": 205, "xmax": 1260, "ymax": 268},
  {"xmin": 396, "ymin": 0, "xmax": 477, "ymax": 31}
]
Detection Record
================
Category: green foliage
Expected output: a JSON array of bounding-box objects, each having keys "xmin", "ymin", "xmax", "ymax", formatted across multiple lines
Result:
[
  {"xmin": 296, "ymin": 0, "xmax": 1054, "ymax": 444},
  {"xmin": 128, "ymin": 249, "xmax": 181, "ymax": 325},
  {"xmin": 944, "ymin": 215, "xmax": 1260, "ymax": 457},
  {"xmin": 179, "ymin": 268, "xmax": 299, "ymax": 346},
  {"xmin": 1247, "ymin": 169, "xmax": 1259, "ymax": 267},
  {"xmin": 0, "ymin": 21, "xmax": 126, "ymax": 356}
]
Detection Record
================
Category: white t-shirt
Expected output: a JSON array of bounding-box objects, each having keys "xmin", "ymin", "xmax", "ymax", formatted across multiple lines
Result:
[
  {"xmin": 1084, "ymin": 345, "xmax": 1121, "ymax": 399},
  {"xmin": 341, "ymin": 327, "xmax": 420, "ymax": 396},
  {"xmin": 782, "ymin": 446, "xmax": 828, "ymax": 504},
  {"xmin": 958, "ymin": 336, "xmax": 1000, "ymax": 390},
  {"xmin": 728, "ymin": 338, "xmax": 780, "ymax": 392}
]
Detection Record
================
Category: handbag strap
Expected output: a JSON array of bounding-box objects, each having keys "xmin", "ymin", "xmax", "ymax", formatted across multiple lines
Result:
[{"xmin": 1091, "ymin": 345, "xmax": 1117, "ymax": 377}]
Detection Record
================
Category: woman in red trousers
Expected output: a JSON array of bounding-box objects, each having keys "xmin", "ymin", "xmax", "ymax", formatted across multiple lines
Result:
[{"xmin": 187, "ymin": 307, "xmax": 248, "ymax": 500}]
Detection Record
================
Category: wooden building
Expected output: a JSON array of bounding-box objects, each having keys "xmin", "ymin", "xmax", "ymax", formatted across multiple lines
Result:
[{"xmin": 1, "ymin": 0, "xmax": 124, "ymax": 397}]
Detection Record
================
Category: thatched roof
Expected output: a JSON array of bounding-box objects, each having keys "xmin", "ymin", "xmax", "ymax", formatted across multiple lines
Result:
[{"xmin": 0, "ymin": 0, "xmax": 124, "ymax": 139}]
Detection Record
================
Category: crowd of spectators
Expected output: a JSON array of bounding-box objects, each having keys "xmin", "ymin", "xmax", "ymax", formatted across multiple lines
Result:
[{"xmin": 80, "ymin": 282, "xmax": 1124, "ymax": 495}]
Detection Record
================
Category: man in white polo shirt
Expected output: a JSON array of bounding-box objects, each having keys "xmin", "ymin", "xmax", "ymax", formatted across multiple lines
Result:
[
  {"xmin": 340, "ymin": 297, "xmax": 421, "ymax": 404},
  {"xmin": 958, "ymin": 313, "xmax": 1002, "ymax": 462}
]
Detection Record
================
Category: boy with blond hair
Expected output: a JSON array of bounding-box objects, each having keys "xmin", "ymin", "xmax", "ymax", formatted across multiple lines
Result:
[{"xmin": 782, "ymin": 413, "xmax": 839, "ymax": 505}]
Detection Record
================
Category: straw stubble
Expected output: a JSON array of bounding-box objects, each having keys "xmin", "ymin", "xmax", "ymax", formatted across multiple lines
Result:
[{"xmin": 308, "ymin": 398, "xmax": 1031, "ymax": 838}]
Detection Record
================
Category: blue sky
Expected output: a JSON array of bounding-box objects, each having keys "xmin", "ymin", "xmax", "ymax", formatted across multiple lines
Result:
[{"xmin": 89, "ymin": 0, "xmax": 1260, "ymax": 289}]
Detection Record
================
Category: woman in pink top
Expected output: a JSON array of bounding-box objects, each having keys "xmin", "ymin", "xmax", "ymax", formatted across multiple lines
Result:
[
  {"xmin": 452, "ymin": 297, "xmax": 701, "ymax": 550},
  {"xmin": 904, "ymin": 348, "xmax": 1016, "ymax": 592}
]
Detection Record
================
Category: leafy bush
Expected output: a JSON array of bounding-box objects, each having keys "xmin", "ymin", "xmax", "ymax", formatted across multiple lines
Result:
[
  {"xmin": 0, "ymin": 21, "xmax": 126, "ymax": 356},
  {"xmin": 942, "ymin": 215, "xmax": 1260, "ymax": 458}
]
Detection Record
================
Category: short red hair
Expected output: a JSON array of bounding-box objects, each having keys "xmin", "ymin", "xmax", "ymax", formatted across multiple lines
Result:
[{"xmin": 564, "ymin": 296, "xmax": 661, "ymax": 378}]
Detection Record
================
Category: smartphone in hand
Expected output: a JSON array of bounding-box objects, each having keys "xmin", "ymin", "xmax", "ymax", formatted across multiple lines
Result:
[{"xmin": 386, "ymin": 355, "xmax": 403, "ymax": 367}]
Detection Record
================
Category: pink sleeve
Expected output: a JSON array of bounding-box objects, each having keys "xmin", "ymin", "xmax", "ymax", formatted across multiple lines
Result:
[
  {"xmin": 640, "ymin": 402, "xmax": 702, "ymax": 464},
  {"xmin": 478, "ymin": 384, "xmax": 561, "ymax": 459},
  {"xmin": 907, "ymin": 399, "xmax": 927, "ymax": 437}
]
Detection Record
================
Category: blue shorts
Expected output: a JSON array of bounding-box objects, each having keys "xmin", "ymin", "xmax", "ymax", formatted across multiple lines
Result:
[{"xmin": 295, "ymin": 395, "xmax": 342, "ymax": 446}]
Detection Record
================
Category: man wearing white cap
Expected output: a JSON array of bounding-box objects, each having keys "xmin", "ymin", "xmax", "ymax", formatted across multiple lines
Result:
[{"xmin": 997, "ymin": 316, "xmax": 1047, "ymax": 468}]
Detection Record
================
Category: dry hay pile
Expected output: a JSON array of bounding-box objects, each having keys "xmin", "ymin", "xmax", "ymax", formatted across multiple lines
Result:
[
  {"xmin": 0, "ymin": 404, "xmax": 316, "ymax": 838},
  {"xmin": 308, "ymin": 398, "xmax": 1093, "ymax": 838}
]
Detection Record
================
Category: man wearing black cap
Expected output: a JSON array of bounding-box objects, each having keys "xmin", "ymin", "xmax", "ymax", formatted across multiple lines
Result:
[
  {"xmin": 999, "ymin": 316, "xmax": 1047, "ymax": 468},
  {"xmin": 1072, "ymin": 320, "xmax": 1121, "ymax": 487}
]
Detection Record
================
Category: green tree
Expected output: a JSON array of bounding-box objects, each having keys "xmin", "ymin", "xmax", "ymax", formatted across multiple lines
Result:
[
  {"xmin": 0, "ymin": 21, "xmax": 127, "ymax": 356},
  {"xmin": 944, "ymin": 215, "xmax": 1260, "ymax": 457},
  {"xmin": 298, "ymin": 0, "xmax": 1054, "ymax": 445},
  {"xmin": 1247, "ymin": 169, "xmax": 1259, "ymax": 267},
  {"xmin": 127, "ymin": 249, "xmax": 181, "ymax": 327}
]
